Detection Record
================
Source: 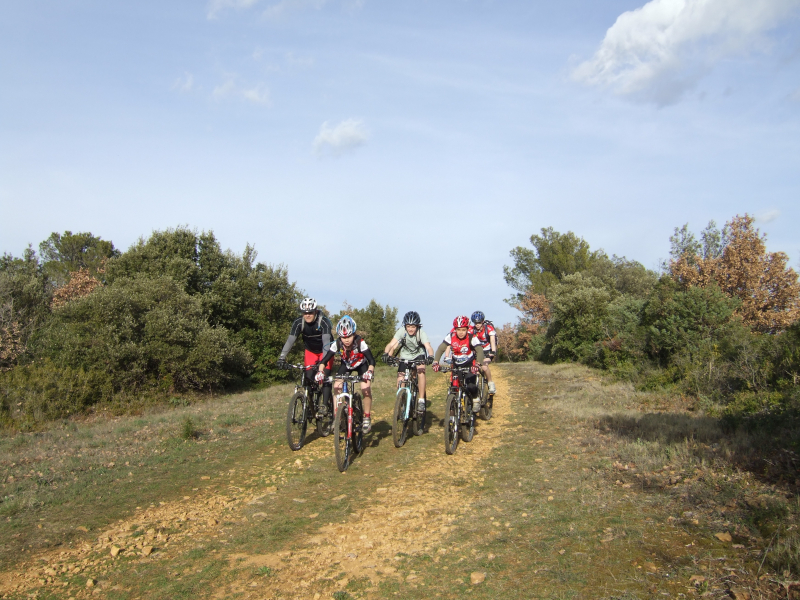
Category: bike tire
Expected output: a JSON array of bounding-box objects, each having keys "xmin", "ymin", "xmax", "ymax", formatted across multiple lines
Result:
[
  {"xmin": 333, "ymin": 403, "xmax": 350, "ymax": 472},
  {"xmin": 286, "ymin": 391, "xmax": 308, "ymax": 451},
  {"xmin": 392, "ymin": 388, "xmax": 411, "ymax": 448},
  {"xmin": 316, "ymin": 392, "xmax": 334, "ymax": 437},
  {"xmin": 461, "ymin": 392, "xmax": 475, "ymax": 443},
  {"xmin": 444, "ymin": 392, "xmax": 460, "ymax": 455},
  {"xmin": 412, "ymin": 398, "xmax": 426, "ymax": 437},
  {"xmin": 353, "ymin": 393, "xmax": 365, "ymax": 454},
  {"xmin": 480, "ymin": 389, "xmax": 493, "ymax": 420}
]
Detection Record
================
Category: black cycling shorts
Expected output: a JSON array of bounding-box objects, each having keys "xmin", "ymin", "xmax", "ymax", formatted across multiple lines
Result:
[
  {"xmin": 336, "ymin": 362, "xmax": 371, "ymax": 378},
  {"xmin": 396, "ymin": 354, "xmax": 426, "ymax": 374}
]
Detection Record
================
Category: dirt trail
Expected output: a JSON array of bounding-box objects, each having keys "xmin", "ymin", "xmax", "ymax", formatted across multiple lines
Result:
[{"xmin": 0, "ymin": 369, "xmax": 512, "ymax": 599}]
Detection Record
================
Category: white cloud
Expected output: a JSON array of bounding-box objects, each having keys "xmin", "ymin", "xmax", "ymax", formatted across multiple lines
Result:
[
  {"xmin": 756, "ymin": 208, "xmax": 781, "ymax": 223},
  {"xmin": 172, "ymin": 72, "xmax": 195, "ymax": 93},
  {"xmin": 313, "ymin": 119, "xmax": 369, "ymax": 157},
  {"xmin": 572, "ymin": 0, "xmax": 800, "ymax": 105},
  {"xmin": 213, "ymin": 77, "xmax": 271, "ymax": 105},
  {"xmin": 207, "ymin": 0, "xmax": 260, "ymax": 19}
]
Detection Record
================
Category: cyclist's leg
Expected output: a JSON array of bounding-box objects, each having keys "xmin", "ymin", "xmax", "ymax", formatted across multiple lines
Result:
[
  {"xmin": 321, "ymin": 355, "xmax": 334, "ymax": 412},
  {"xmin": 396, "ymin": 363, "xmax": 404, "ymax": 389},
  {"xmin": 415, "ymin": 358, "xmax": 427, "ymax": 410},
  {"xmin": 482, "ymin": 354, "xmax": 496, "ymax": 393},
  {"xmin": 355, "ymin": 363, "xmax": 373, "ymax": 433}
]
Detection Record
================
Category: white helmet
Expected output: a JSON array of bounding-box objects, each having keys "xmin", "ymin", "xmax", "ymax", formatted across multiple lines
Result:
[
  {"xmin": 299, "ymin": 297, "xmax": 317, "ymax": 312},
  {"xmin": 336, "ymin": 315, "xmax": 357, "ymax": 337}
]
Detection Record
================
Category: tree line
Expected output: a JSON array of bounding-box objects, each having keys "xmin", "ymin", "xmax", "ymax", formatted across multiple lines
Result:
[
  {"xmin": 499, "ymin": 215, "xmax": 800, "ymax": 417},
  {"xmin": 0, "ymin": 228, "xmax": 397, "ymax": 426}
]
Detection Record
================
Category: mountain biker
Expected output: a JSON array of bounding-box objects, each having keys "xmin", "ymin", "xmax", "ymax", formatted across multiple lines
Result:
[
  {"xmin": 432, "ymin": 316, "xmax": 485, "ymax": 412},
  {"xmin": 316, "ymin": 315, "xmax": 377, "ymax": 433},
  {"xmin": 470, "ymin": 310, "xmax": 497, "ymax": 395},
  {"xmin": 276, "ymin": 298, "xmax": 334, "ymax": 417},
  {"xmin": 381, "ymin": 311, "xmax": 435, "ymax": 414}
]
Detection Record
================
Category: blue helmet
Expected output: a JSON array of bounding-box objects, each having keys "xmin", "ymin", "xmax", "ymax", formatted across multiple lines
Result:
[
  {"xmin": 471, "ymin": 311, "xmax": 485, "ymax": 323},
  {"xmin": 336, "ymin": 315, "xmax": 357, "ymax": 337}
]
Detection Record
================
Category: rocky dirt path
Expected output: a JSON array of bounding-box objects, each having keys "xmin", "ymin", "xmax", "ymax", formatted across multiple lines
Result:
[{"xmin": 0, "ymin": 369, "xmax": 512, "ymax": 599}]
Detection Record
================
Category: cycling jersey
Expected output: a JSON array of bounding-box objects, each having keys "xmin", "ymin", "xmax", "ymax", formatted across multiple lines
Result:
[
  {"xmin": 439, "ymin": 333, "xmax": 483, "ymax": 365},
  {"xmin": 392, "ymin": 326, "xmax": 430, "ymax": 360},
  {"xmin": 279, "ymin": 312, "xmax": 333, "ymax": 358},
  {"xmin": 470, "ymin": 322, "xmax": 496, "ymax": 350},
  {"xmin": 320, "ymin": 335, "xmax": 376, "ymax": 370}
]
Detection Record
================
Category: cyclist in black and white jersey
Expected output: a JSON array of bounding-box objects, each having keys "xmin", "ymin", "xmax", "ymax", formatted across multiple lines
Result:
[
  {"xmin": 381, "ymin": 311, "xmax": 434, "ymax": 413},
  {"xmin": 277, "ymin": 297, "xmax": 334, "ymax": 416}
]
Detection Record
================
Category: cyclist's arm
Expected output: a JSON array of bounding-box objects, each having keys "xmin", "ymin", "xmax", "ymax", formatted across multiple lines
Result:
[
  {"xmin": 362, "ymin": 348, "xmax": 375, "ymax": 371},
  {"xmin": 433, "ymin": 341, "xmax": 449, "ymax": 363},
  {"xmin": 279, "ymin": 334, "xmax": 297, "ymax": 360},
  {"xmin": 384, "ymin": 337, "xmax": 400, "ymax": 355},
  {"xmin": 424, "ymin": 342, "xmax": 435, "ymax": 358},
  {"xmin": 317, "ymin": 343, "xmax": 337, "ymax": 371},
  {"xmin": 488, "ymin": 326, "xmax": 497, "ymax": 353}
]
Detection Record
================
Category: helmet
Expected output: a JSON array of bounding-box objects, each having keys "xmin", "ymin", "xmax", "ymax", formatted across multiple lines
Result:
[
  {"xmin": 336, "ymin": 315, "xmax": 357, "ymax": 337},
  {"xmin": 471, "ymin": 311, "xmax": 485, "ymax": 323},
  {"xmin": 299, "ymin": 297, "xmax": 317, "ymax": 312},
  {"xmin": 402, "ymin": 311, "xmax": 421, "ymax": 326},
  {"xmin": 453, "ymin": 316, "xmax": 470, "ymax": 328}
]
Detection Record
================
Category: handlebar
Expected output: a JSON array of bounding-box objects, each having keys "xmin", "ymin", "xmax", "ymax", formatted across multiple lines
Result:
[
  {"xmin": 385, "ymin": 356, "xmax": 428, "ymax": 367},
  {"xmin": 334, "ymin": 374, "xmax": 372, "ymax": 383},
  {"xmin": 284, "ymin": 363, "xmax": 317, "ymax": 371},
  {"xmin": 438, "ymin": 365, "xmax": 474, "ymax": 374}
]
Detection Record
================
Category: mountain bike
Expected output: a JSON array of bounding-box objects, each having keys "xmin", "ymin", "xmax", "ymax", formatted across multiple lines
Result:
[
  {"xmin": 386, "ymin": 356, "xmax": 427, "ymax": 447},
  {"xmin": 440, "ymin": 365, "xmax": 479, "ymax": 455},
  {"xmin": 333, "ymin": 373, "xmax": 366, "ymax": 472},
  {"xmin": 284, "ymin": 363, "xmax": 334, "ymax": 451}
]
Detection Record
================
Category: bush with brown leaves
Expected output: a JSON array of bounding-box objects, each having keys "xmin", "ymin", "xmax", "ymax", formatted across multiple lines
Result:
[{"xmin": 670, "ymin": 214, "xmax": 800, "ymax": 333}]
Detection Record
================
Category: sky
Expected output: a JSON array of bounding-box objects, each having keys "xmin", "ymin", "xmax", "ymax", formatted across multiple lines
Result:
[{"xmin": 2, "ymin": 0, "xmax": 799, "ymax": 341}]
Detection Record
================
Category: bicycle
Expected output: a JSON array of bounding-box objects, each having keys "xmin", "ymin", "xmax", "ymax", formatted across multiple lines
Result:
[
  {"xmin": 333, "ymin": 373, "xmax": 367, "ymax": 472},
  {"xmin": 284, "ymin": 363, "xmax": 334, "ymax": 451},
  {"xmin": 440, "ymin": 365, "xmax": 479, "ymax": 455},
  {"xmin": 386, "ymin": 356, "xmax": 428, "ymax": 447}
]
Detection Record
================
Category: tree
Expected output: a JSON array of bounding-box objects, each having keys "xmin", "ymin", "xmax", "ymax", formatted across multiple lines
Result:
[
  {"xmin": 504, "ymin": 227, "xmax": 600, "ymax": 299},
  {"xmin": 670, "ymin": 215, "xmax": 800, "ymax": 333},
  {"xmin": 39, "ymin": 231, "xmax": 118, "ymax": 286},
  {"xmin": 331, "ymin": 300, "xmax": 398, "ymax": 357}
]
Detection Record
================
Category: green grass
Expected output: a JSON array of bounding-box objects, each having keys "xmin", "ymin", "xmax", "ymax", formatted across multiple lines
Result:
[{"xmin": 2, "ymin": 362, "xmax": 798, "ymax": 599}]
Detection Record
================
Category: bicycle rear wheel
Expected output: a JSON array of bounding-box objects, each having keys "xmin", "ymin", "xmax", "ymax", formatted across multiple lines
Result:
[
  {"xmin": 316, "ymin": 392, "xmax": 333, "ymax": 437},
  {"xmin": 411, "ymin": 384, "xmax": 425, "ymax": 437},
  {"xmin": 286, "ymin": 391, "xmax": 308, "ymax": 451},
  {"xmin": 444, "ymin": 392, "xmax": 460, "ymax": 455},
  {"xmin": 353, "ymin": 394, "xmax": 364, "ymax": 454},
  {"xmin": 461, "ymin": 393, "xmax": 475, "ymax": 442},
  {"xmin": 480, "ymin": 385, "xmax": 493, "ymax": 420},
  {"xmin": 393, "ymin": 388, "xmax": 411, "ymax": 448},
  {"xmin": 333, "ymin": 403, "xmax": 350, "ymax": 472}
]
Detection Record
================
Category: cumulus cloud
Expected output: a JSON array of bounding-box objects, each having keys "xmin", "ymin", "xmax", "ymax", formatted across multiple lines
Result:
[
  {"xmin": 213, "ymin": 78, "xmax": 271, "ymax": 104},
  {"xmin": 572, "ymin": 0, "xmax": 800, "ymax": 105},
  {"xmin": 313, "ymin": 119, "xmax": 369, "ymax": 157},
  {"xmin": 756, "ymin": 209, "xmax": 781, "ymax": 223},
  {"xmin": 172, "ymin": 72, "xmax": 195, "ymax": 93}
]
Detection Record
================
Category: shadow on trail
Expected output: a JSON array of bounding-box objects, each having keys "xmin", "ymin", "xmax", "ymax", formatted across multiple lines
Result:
[{"xmin": 597, "ymin": 411, "xmax": 800, "ymax": 491}]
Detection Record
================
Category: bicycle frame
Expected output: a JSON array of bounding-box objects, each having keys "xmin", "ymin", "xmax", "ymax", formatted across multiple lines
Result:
[
  {"xmin": 392, "ymin": 358, "xmax": 425, "ymax": 420},
  {"xmin": 335, "ymin": 374, "xmax": 362, "ymax": 441}
]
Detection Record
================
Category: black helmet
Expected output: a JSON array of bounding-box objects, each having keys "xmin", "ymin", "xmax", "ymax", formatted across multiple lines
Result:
[{"xmin": 402, "ymin": 311, "xmax": 421, "ymax": 326}]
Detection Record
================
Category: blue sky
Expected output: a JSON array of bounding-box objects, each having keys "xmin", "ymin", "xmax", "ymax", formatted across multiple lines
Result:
[{"xmin": 2, "ymin": 0, "xmax": 799, "ymax": 341}]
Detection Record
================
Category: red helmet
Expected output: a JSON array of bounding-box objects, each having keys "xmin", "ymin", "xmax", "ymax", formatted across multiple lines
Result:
[{"xmin": 453, "ymin": 316, "xmax": 470, "ymax": 328}]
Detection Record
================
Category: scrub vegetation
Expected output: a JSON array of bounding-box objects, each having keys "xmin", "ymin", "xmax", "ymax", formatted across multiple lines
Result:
[{"xmin": 0, "ymin": 227, "xmax": 397, "ymax": 428}]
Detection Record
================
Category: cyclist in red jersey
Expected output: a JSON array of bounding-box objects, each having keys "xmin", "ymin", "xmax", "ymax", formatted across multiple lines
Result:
[
  {"xmin": 277, "ymin": 297, "xmax": 334, "ymax": 416},
  {"xmin": 431, "ymin": 316, "xmax": 485, "ymax": 412},
  {"xmin": 470, "ymin": 310, "xmax": 497, "ymax": 395}
]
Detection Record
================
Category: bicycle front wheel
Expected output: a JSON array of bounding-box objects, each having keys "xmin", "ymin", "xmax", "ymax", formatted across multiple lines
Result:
[
  {"xmin": 333, "ymin": 403, "xmax": 350, "ymax": 472},
  {"xmin": 444, "ymin": 392, "xmax": 460, "ymax": 455},
  {"xmin": 286, "ymin": 391, "xmax": 308, "ymax": 451},
  {"xmin": 393, "ymin": 388, "xmax": 411, "ymax": 448}
]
